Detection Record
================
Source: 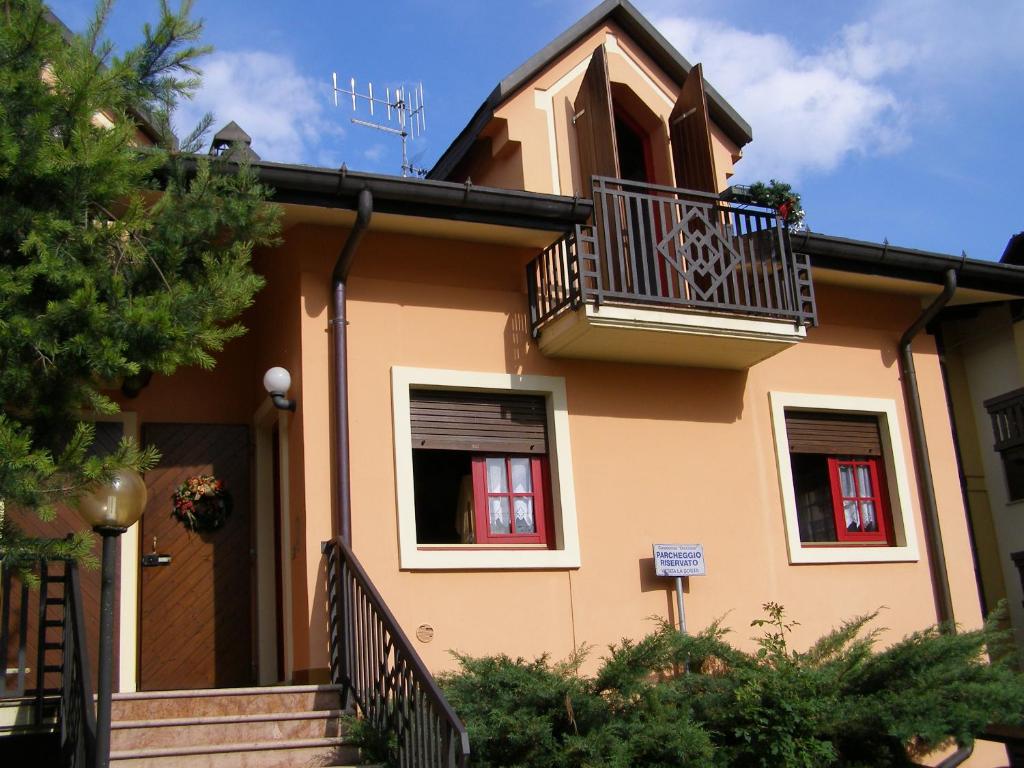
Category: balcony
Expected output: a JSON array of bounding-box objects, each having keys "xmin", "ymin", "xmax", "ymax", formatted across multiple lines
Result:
[{"xmin": 527, "ymin": 177, "xmax": 818, "ymax": 369}]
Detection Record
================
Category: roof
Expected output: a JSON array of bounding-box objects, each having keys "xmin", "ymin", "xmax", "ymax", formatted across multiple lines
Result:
[
  {"xmin": 210, "ymin": 121, "xmax": 261, "ymax": 162},
  {"xmin": 796, "ymin": 232, "xmax": 1024, "ymax": 297},
  {"xmin": 428, "ymin": 0, "xmax": 753, "ymax": 180},
  {"xmin": 171, "ymin": 157, "xmax": 593, "ymax": 233},
  {"xmin": 1000, "ymin": 232, "xmax": 1024, "ymax": 265},
  {"xmin": 212, "ymin": 121, "xmax": 253, "ymax": 145}
]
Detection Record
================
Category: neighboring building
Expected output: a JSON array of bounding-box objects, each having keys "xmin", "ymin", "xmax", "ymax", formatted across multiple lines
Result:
[
  {"xmin": 939, "ymin": 232, "xmax": 1024, "ymax": 652},
  {"xmin": 5, "ymin": 1, "xmax": 1023, "ymax": 765}
]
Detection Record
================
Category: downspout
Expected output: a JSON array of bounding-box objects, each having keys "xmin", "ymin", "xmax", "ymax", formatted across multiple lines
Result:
[
  {"xmin": 332, "ymin": 188, "xmax": 374, "ymax": 544},
  {"xmin": 899, "ymin": 268, "xmax": 957, "ymax": 627},
  {"xmin": 933, "ymin": 741, "xmax": 973, "ymax": 768}
]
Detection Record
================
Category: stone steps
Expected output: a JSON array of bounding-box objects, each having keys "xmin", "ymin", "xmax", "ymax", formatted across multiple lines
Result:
[
  {"xmin": 108, "ymin": 684, "xmax": 374, "ymax": 768},
  {"xmin": 111, "ymin": 709, "xmax": 345, "ymax": 750}
]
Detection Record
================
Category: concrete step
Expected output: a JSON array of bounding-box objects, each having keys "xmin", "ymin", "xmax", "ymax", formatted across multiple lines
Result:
[
  {"xmin": 111, "ymin": 684, "xmax": 343, "ymax": 721},
  {"xmin": 0, "ymin": 696, "xmax": 58, "ymax": 734},
  {"xmin": 111, "ymin": 709, "xmax": 344, "ymax": 750},
  {"xmin": 108, "ymin": 736, "xmax": 363, "ymax": 767}
]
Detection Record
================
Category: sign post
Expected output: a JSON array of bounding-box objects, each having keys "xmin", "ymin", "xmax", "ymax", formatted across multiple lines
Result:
[{"xmin": 653, "ymin": 544, "xmax": 705, "ymax": 635}]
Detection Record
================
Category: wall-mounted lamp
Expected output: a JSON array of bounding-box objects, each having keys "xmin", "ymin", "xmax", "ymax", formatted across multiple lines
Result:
[{"xmin": 264, "ymin": 366, "xmax": 296, "ymax": 412}]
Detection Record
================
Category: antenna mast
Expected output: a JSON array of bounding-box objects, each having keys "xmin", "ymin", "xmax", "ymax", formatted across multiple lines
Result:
[{"xmin": 331, "ymin": 74, "xmax": 427, "ymax": 177}]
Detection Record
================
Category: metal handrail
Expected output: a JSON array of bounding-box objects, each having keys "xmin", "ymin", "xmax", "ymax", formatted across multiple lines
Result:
[
  {"xmin": 60, "ymin": 560, "xmax": 96, "ymax": 767},
  {"xmin": 0, "ymin": 554, "xmax": 96, "ymax": 766},
  {"xmin": 325, "ymin": 536, "xmax": 470, "ymax": 767},
  {"xmin": 527, "ymin": 176, "xmax": 818, "ymax": 336}
]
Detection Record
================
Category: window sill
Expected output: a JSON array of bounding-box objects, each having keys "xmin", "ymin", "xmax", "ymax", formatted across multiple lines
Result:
[
  {"xmin": 418, "ymin": 543, "xmax": 552, "ymax": 551},
  {"xmin": 800, "ymin": 540, "xmax": 891, "ymax": 548},
  {"xmin": 400, "ymin": 547, "xmax": 581, "ymax": 571},
  {"xmin": 788, "ymin": 543, "xmax": 919, "ymax": 565}
]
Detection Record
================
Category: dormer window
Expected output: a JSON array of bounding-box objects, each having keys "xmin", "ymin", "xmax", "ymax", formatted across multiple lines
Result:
[{"xmin": 573, "ymin": 44, "xmax": 719, "ymax": 197}]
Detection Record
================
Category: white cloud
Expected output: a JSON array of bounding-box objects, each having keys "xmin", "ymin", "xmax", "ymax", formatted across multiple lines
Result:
[
  {"xmin": 174, "ymin": 51, "xmax": 344, "ymax": 164},
  {"xmin": 363, "ymin": 143, "xmax": 386, "ymax": 162},
  {"xmin": 653, "ymin": 16, "xmax": 908, "ymax": 181},
  {"xmin": 649, "ymin": 0, "xmax": 1023, "ymax": 182}
]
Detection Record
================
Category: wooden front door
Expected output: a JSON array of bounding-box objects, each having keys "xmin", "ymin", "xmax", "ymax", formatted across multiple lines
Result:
[{"xmin": 139, "ymin": 423, "xmax": 253, "ymax": 691}]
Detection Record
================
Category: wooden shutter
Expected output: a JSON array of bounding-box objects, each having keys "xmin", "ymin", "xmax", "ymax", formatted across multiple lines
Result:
[
  {"xmin": 573, "ymin": 44, "xmax": 620, "ymax": 196},
  {"xmin": 410, "ymin": 390, "xmax": 547, "ymax": 454},
  {"xmin": 669, "ymin": 63, "xmax": 719, "ymax": 193},
  {"xmin": 785, "ymin": 412, "xmax": 882, "ymax": 456}
]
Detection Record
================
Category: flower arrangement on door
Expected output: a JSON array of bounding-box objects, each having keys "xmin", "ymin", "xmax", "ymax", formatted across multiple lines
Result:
[{"xmin": 171, "ymin": 474, "xmax": 232, "ymax": 532}]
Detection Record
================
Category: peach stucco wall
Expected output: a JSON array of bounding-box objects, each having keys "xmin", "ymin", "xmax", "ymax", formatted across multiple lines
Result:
[
  {"xmin": 273, "ymin": 223, "xmax": 985, "ymax": 684},
  {"xmin": 112, "ymin": 218, "xmax": 1001, "ymax": 764},
  {"xmin": 459, "ymin": 21, "xmax": 738, "ymax": 195}
]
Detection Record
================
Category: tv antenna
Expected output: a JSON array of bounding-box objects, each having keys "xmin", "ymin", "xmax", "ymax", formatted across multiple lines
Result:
[{"xmin": 331, "ymin": 74, "xmax": 427, "ymax": 177}]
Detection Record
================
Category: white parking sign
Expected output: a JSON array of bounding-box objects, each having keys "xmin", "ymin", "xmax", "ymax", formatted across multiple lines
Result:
[{"xmin": 653, "ymin": 544, "xmax": 706, "ymax": 577}]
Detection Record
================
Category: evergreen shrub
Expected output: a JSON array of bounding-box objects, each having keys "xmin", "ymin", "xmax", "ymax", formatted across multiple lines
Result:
[{"xmin": 433, "ymin": 604, "xmax": 1024, "ymax": 768}]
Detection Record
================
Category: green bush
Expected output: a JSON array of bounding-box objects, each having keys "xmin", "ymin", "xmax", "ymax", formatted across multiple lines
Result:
[{"xmin": 435, "ymin": 604, "xmax": 1024, "ymax": 768}]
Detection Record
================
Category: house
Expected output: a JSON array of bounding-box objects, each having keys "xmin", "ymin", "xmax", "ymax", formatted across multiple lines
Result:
[
  {"xmin": 4, "ymin": 1, "xmax": 1024, "ymax": 765},
  {"xmin": 938, "ymin": 232, "xmax": 1024, "ymax": 649}
]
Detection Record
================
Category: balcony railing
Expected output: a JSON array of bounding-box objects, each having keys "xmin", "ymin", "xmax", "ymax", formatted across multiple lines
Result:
[{"xmin": 527, "ymin": 177, "xmax": 817, "ymax": 336}]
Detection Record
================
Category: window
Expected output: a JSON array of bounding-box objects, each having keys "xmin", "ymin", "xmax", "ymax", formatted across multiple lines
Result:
[
  {"xmin": 392, "ymin": 367, "xmax": 580, "ymax": 570},
  {"xmin": 983, "ymin": 387, "xmax": 1024, "ymax": 502},
  {"xmin": 408, "ymin": 388, "xmax": 552, "ymax": 548},
  {"xmin": 785, "ymin": 411, "xmax": 893, "ymax": 546},
  {"xmin": 770, "ymin": 393, "xmax": 919, "ymax": 564},
  {"xmin": 473, "ymin": 456, "xmax": 550, "ymax": 543},
  {"xmin": 828, "ymin": 458, "xmax": 890, "ymax": 541}
]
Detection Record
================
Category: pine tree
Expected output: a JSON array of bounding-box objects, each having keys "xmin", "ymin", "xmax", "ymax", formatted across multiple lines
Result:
[{"xmin": 0, "ymin": 0, "xmax": 280, "ymax": 563}]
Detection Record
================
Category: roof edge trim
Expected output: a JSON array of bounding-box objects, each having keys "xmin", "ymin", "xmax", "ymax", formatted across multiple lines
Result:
[{"xmin": 796, "ymin": 232, "xmax": 1024, "ymax": 298}]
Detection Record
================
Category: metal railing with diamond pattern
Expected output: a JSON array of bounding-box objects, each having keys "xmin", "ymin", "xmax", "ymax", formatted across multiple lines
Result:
[{"xmin": 527, "ymin": 176, "xmax": 817, "ymax": 336}]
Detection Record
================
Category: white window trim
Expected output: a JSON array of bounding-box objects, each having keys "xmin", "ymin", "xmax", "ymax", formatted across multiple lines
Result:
[
  {"xmin": 769, "ymin": 392, "xmax": 921, "ymax": 564},
  {"xmin": 392, "ymin": 366, "xmax": 581, "ymax": 570}
]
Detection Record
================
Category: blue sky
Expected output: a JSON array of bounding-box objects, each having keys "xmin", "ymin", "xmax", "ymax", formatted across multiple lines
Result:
[{"xmin": 50, "ymin": 0, "xmax": 1023, "ymax": 262}]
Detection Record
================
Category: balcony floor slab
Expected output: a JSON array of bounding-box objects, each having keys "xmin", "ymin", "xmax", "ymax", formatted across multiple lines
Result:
[{"xmin": 537, "ymin": 303, "xmax": 806, "ymax": 369}]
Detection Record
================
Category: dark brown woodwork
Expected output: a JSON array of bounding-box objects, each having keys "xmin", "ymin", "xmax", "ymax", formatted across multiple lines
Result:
[
  {"xmin": 573, "ymin": 44, "xmax": 620, "ymax": 196},
  {"xmin": 527, "ymin": 179, "xmax": 818, "ymax": 333},
  {"xmin": 785, "ymin": 412, "xmax": 883, "ymax": 456},
  {"xmin": 6, "ymin": 420, "xmax": 125, "ymax": 693},
  {"xmin": 139, "ymin": 423, "xmax": 253, "ymax": 691},
  {"xmin": 669, "ymin": 63, "xmax": 719, "ymax": 193},
  {"xmin": 410, "ymin": 390, "xmax": 547, "ymax": 454},
  {"xmin": 984, "ymin": 387, "xmax": 1024, "ymax": 451}
]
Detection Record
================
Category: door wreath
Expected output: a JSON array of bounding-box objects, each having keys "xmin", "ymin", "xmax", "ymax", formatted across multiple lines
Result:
[{"xmin": 172, "ymin": 474, "xmax": 232, "ymax": 533}]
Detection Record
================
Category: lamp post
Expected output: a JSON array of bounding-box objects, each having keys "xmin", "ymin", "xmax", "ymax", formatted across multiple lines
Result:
[{"xmin": 79, "ymin": 468, "xmax": 147, "ymax": 768}]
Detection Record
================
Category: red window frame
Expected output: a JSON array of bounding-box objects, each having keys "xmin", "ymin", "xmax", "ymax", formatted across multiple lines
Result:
[
  {"xmin": 826, "ymin": 457, "xmax": 892, "ymax": 544},
  {"xmin": 470, "ymin": 455, "xmax": 552, "ymax": 546}
]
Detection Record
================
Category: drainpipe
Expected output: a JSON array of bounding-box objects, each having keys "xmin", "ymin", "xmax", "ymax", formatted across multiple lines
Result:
[
  {"xmin": 899, "ymin": 268, "xmax": 957, "ymax": 627},
  {"xmin": 934, "ymin": 742, "xmax": 973, "ymax": 768},
  {"xmin": 332, "ymin": 188, "xmax": 373, "ymax": 544}
]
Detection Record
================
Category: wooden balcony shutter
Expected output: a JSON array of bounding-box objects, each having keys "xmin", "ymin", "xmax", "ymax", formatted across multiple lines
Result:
[
  {"xmin": 410, "ymin": 390, "xmax": 548, "ymax": 454},
  {"xmin": 669, "ymin": 63, "xmax": 719, "ymax": 193},
  {"xmin": 573, "ymin": 44, "xmax": 620, "ymax": 197},
  {"xmin": 785, "ymin": 412, "xmax": 883, "ymax": 456}
]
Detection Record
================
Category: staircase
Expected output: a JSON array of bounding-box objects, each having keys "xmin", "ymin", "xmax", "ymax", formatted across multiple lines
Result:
[{"xmin": 109, "ymin": 684, "xmax": 375, "ymax": 767}]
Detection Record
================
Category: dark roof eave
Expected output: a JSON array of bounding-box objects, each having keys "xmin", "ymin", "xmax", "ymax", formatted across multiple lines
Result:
[
  {"xmin": 796, "ymin": 232, "xmax": 1024, "ymax": 297},
  {"xmin": 429, "ymin": 0, "xmax": 752, "ymax": 180},
  {"xmin": 171, "ymin": 157, "xmax": 593, "ymax": 232}
]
